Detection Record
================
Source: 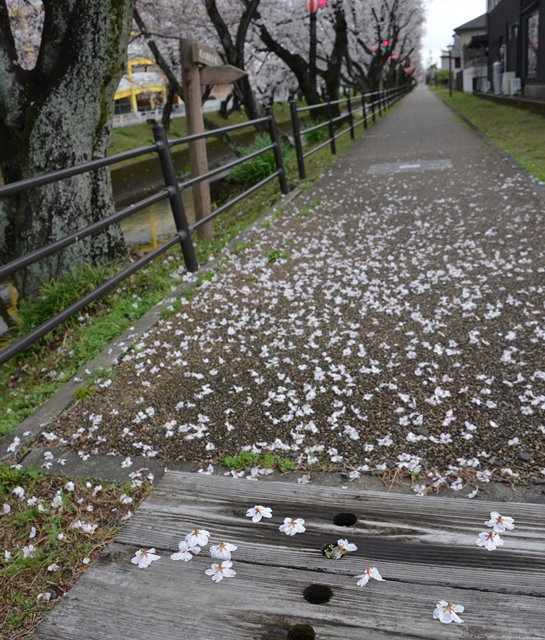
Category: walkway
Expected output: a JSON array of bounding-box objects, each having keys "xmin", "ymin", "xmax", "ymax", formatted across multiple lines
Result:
[{"xmin": 17, "ymin": 86, "xmax": 545, "ymax": 496}]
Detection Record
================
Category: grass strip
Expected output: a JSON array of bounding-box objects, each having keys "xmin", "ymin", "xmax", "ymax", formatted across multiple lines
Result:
[
  {"xmin": 0, "ymin": 464, "xmax": 152, "ymax": 639},
  {"xmin": 433, "ymin": 88, "xmax": 545, "ymax": 183}
]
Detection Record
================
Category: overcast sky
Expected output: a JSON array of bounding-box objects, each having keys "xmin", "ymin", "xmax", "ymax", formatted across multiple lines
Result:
[{"xmin": 421, "ymin": 0, "xmax": 487, "ymax": 68}]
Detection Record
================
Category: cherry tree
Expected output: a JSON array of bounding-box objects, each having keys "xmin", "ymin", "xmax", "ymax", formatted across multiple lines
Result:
[
  {"xmin": 344, "ymin": 0, "xmax": 424, "ymax": 91},
  {"xmin": 0, "ymin": 0, "xmax": 136, "ymax": 298}
]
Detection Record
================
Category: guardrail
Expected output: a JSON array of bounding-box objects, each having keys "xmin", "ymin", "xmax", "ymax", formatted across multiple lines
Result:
[
  {"xmin": 290, "ymin": 85, "xmax": 413, "ymax": 180},
  {"xmin": 0, "ymin": 86, "xmax": 412, "ymax": 366},
  {"xmin": 0, "ymin": 107, "xmax": 287, "ymax": 366}
]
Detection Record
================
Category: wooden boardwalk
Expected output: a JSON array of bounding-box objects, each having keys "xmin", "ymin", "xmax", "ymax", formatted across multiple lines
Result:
[{"xmin": 35, "ymin": 472, "xmax": 545, "ymax": 639}]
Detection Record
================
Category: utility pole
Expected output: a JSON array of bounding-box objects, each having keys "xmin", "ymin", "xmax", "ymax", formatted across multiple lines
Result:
[{"xmin": 309, "ymin": 9, "xmax": 317, "ymax": 92}]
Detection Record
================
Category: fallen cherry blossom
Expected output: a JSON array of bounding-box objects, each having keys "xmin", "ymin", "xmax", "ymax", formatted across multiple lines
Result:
[
  {"xmin": 476, "ymin": 531, "xmax": 504, "ymax": 551},
  {"xmin": 131, "ymin": 548, "xmax": 161, "ymax": 568},
  {"xmin": 246, "ymin": 505, "xmax": 272, "ymax": 522},
  {"xmin": 210, "ymin": 541, "xmax": 237, "ymax": 561},
  {"xmin": 205, "ymin": 560, "xmax": 236, "ymax": 582},
  {"xmin": 485, "ymin": 511, "xmax": 515, "ymax": 533},
  {"xmin": 332, "ymin": 539, "xmax": 358, "ymax": 558},
  {"xmin": 355, "ymin": 566, "xmax": 384, "ymax": 586},
  {"xmin": 279, "ymin": 517, "xmax": 306, "ymax": 536},
  {"xmin": 185, "ymin": 528, "xmax": 210, "ymax": 547},
  {"xmin": 433, "ymin": 600, "xmax": 464, "ymax": 624},
  {"xmin": 171, "ymin": 541, "xmax": 200, "ymax": 561}
]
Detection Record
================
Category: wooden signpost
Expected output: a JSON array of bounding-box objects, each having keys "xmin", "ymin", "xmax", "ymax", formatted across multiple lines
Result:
[{"xmin": 180, "ymin": 39, "xmax": 247, "ymax": 239}]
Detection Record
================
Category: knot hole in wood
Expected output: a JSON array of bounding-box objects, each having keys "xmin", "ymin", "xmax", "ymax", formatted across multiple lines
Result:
[
  {"xmin": 303, "ymin": 584, "xmax": 333, "ymax": 604},
  {"xmin": 333, "ymin": 512, "xmax": 357, "ymax": 527},
  {"xmin": 287, "ymin": 624, "xmax": 316, "ymax": 639}
]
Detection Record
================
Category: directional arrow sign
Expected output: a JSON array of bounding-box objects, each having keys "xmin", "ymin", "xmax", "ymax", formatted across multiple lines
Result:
[
  {"xmin": 200, "ymin": 65, "xmax": 247, "ymax": 86},
  {"xmin": 192, "ymin": 42, "xmax": 221, "ymax": 67}
]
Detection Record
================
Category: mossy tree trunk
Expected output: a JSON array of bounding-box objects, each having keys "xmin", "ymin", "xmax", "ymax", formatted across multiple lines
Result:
[{"xmin": 0, "ymin": 0, "xmax": 136, "ymax": 299}]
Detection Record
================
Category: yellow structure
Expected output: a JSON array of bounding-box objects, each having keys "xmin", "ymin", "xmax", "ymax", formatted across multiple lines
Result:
[{"xmin": 114, "ymin": 57, "xmax": 167, "ymax": 114}]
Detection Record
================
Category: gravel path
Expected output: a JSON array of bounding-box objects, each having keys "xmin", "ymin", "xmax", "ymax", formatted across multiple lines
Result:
[{"xmin": 45, "ymin": 86, "xmax": 545, "ymax": 496}]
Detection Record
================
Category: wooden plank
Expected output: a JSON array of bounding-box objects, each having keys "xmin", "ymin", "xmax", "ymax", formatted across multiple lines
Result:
[
  {"xmin": 34, "ymin": 543, "xmax": 545, "ymax": 640},
  {"xmin": 34, "ymin": 472, "xmax": 545, "ymax": 640},
  {"xmin": 192, "ymin": 41, "xmax": 221, "ymax": 67},
  {"xmin": 200, "ymin": 64, "xmax": 246, "ymax": 86}
]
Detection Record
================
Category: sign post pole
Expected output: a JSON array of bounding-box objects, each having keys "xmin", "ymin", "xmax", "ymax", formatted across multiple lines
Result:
[{"xmin": 180, "ymin": 38, "xmax": 214, "ymax": 239}]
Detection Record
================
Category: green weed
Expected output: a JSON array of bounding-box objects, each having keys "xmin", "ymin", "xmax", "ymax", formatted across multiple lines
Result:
[
  {"xmin": 305, "ymin": 118, "xmax": 330, "ymax": 145},
  {"xmin": 196, "ymin": 270, "xmax": 215, "ymax": 287},
  {"xmin": 222, "ymin": 451, "xmax": 295, "ymax": 473},
  {"xmin": 229, "ymin": 133, "xmax": 294, "ymax": 188},
  {"xmin": 231, "ymin": 241, "xmax": 251, "ymax": 255},
  {"xmin": 267, "ymin": 249, "xmax": 287, "ymax": 262},
  {"xmin": 72, "ymin": 385, "xmax": 95, "ymax": 401}
]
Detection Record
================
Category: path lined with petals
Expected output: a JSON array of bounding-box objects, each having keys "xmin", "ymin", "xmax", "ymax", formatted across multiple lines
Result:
[{"xmin": 45, "ymin": 86, "xmax": 545, "ymax": 493}]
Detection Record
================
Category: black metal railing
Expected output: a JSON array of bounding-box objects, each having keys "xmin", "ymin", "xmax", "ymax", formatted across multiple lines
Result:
[
  {"xmin": 290, "ymin": 84, "xmax": 413, "ymax": 180},
  {"xmin": 0, "ymin": 109, "xmax": 288, "ymax": 366},
  {"xmin": 0, "ymin": 85, "xmax": 412, "ymax": 366}
]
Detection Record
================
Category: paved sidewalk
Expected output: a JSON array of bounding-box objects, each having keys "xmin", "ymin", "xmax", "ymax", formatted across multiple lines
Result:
[{"xmin": 15, "ymin": 86, "xmax": 545, "ymax": 499}]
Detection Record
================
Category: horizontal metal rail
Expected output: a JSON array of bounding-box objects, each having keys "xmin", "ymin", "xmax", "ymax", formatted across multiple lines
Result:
[
  {"xmin": 328, "ymin": 95, "xmax": 351, "ymax": 106},
  {"xmin": 168, "ymin": 116, "xmax": 270, "ymax": 148},
  {"xmin": 179, "ymin": 144, "xmax": 275, "ymax": 190},
  {"xmin": 299, "ymin": 120, "xmax": 330, "ymax": 136},
  {"xmin": 0, "ymin": 233, "xmax": 182, "ymax": 366},
  {"xmin": 0, "ymin": 189, "xmax": 171, "ymax": 280},
  {"xmin": 190, "ymin": 171, "xmax": 280, "ymax": 232},
  {"xmin": 333, "ymin": 124, "xmax": 353, "ymax": 140},
  {"xmin": 302, "ymin": 136, "xmax": 333, "ymax": 159},
  {"xmin": 0, "ymin": 145, "xmax": 159, "ymax": 198},
  {"xmin": 295, "ymin": 101, "xmax": 330, "ymax": 114}
]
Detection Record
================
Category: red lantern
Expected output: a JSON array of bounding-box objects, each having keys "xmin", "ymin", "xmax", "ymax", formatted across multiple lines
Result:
[
  {"xmin": 371, "ymin": 45, "xmax": 378, "ymax": 53},
  {"xmin": 318, "ymin": 0, "xmax": 327, "ymax": 6},
  {"xmin": 382, "ymin": 40, "xmax": 389, "ymax": 47},
  {"xmin": 305, "ymin": 0, "xmax": 319, "ymax": 12}
]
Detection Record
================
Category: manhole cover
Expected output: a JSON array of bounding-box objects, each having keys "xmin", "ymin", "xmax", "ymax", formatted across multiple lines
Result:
[{"xmin": 366, "ymin": 159, "xmax": 453, "ymax": 175}]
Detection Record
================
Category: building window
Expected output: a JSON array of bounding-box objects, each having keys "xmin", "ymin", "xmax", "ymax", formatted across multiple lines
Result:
[{"xmin": 527, "ymin": 11, "xmax": 539, "ymax": 77}]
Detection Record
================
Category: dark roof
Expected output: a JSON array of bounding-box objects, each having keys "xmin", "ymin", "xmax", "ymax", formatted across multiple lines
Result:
[{"xmin": 454, "ymin": 14, "xmax": 487, "ymax": 33}]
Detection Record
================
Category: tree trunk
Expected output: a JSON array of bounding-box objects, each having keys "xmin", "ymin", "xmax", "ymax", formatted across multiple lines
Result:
[{"xmin": 0, "ymin": 0, "xmax": 135, "ymax": 299}]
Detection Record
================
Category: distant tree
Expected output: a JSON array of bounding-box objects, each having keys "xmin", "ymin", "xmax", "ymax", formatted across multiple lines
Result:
[{"xmin": 0, "ymin": 0, "xmax": 136, "ymax": 298}]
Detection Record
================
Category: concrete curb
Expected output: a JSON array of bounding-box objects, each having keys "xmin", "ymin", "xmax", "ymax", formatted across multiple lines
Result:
[
  {"xmin": 20, "ymin": 446, "xmax": 545, "ymax": 504},
  {"xmin": 434, "ymin": 90, "xmax": 545, "ymax": 204},
  {"xmin": 0, "ymin": 188, "xmax": 301, "ymax": 463}
]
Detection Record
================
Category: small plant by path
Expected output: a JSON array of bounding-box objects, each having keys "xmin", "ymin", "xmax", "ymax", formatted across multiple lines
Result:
[{"xmin": 222, "ymin": 451, "xmax": 296, "ymax": 474}]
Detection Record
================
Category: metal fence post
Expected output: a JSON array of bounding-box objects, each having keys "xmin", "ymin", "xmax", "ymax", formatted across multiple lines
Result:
[
  {"xmin": 378, "ymin": 90, "xmax": 383, "ymax": 116},
  {"xmin": 346, "ymin": 95, "xmax": 355, "ymax": 140},
  {"xmin": 266, "ymin": 106, "xmax": 288, "ymax": 195},
  {"xmin": 326, "ymin": 98, "xmax": 336, "ymax": 155},
  {"xmin": 289, "ymin": 100, "xmax": 306, "ymax": 180},
  {"xmin": 152, "ymin": 125, "xmax": 198, "ymax": 273},
  {"xmin": 372, "ymin": 91, "xmax": 376, "ymax": 122},
  {"xmin": 361, "ymin": 93, "xmax": 368, "ymax": 130}
]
